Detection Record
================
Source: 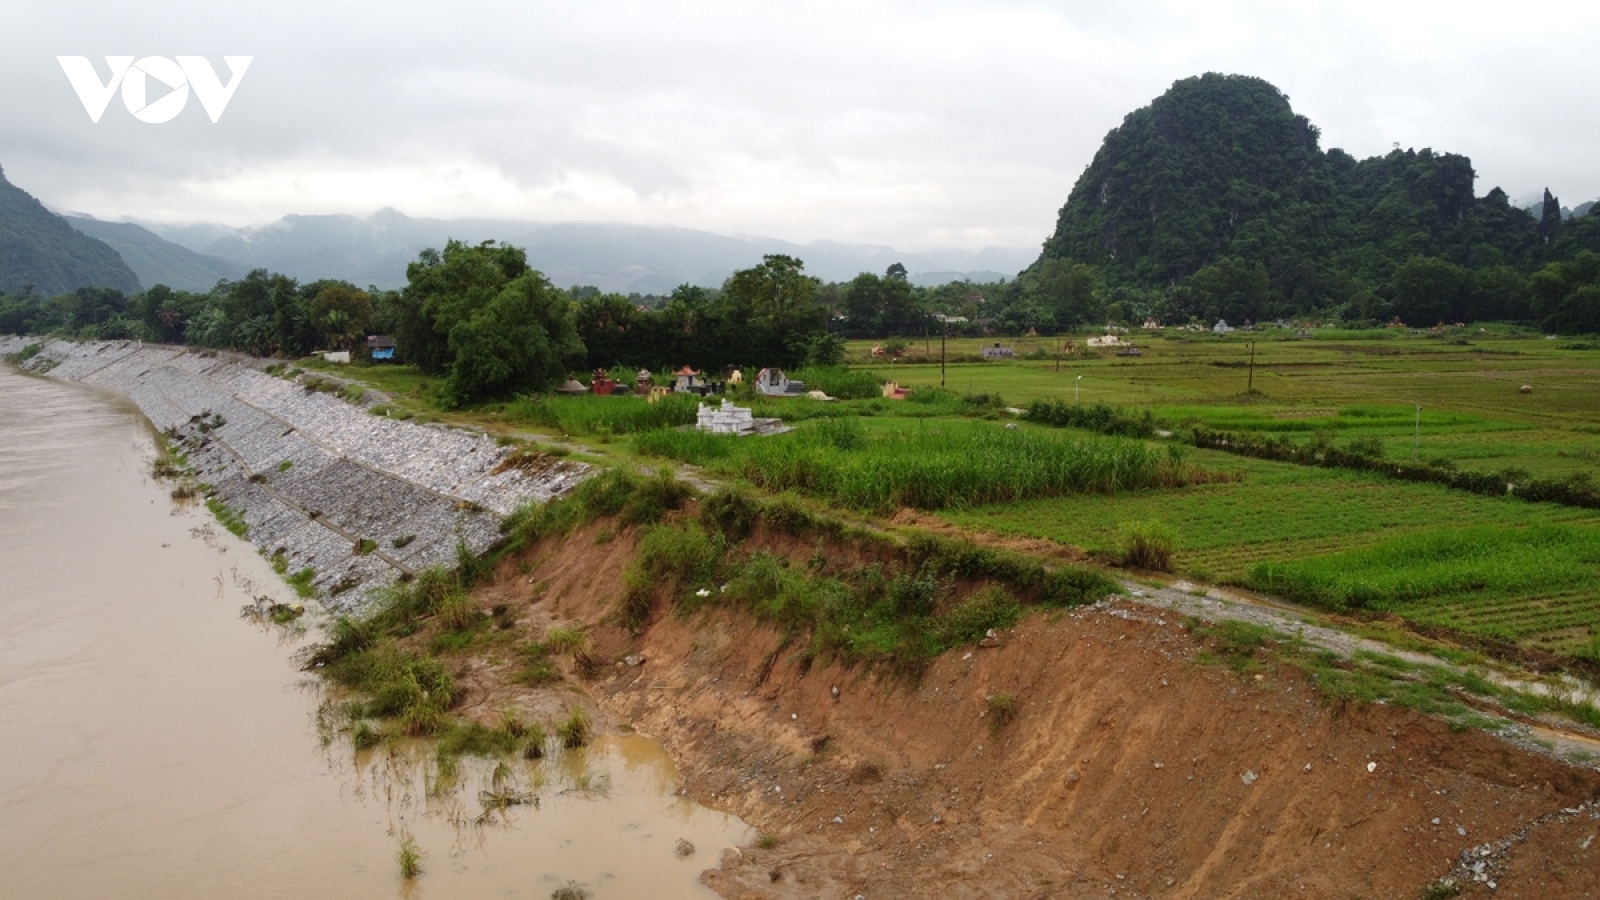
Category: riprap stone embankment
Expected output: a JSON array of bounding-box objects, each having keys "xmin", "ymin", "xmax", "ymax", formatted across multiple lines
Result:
[{"xmin": 0, "ymin": 337, "xmax": 589, "ymax": 613}]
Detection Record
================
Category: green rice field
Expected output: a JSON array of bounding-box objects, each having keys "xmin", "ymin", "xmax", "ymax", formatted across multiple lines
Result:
[
  {"xmin": 1250, "ymin": 525, "xmax": 1600, "ymax": 652},
  {"xmin": 939, "ymin": 448, "xmax": 1600, "ymax": 655},
  {"xmin": 858, "ymin": 329, "xmax": 1600, "ymax": 479}
]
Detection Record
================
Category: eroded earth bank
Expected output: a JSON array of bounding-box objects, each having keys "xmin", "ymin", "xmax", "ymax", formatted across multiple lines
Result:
[{"xmin": 467, "ymin": 513, "xmax": 1600, "ymax": 900}]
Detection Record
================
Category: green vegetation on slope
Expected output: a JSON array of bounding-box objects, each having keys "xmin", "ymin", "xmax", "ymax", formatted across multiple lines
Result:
[
  {"xmin": 1032, "ymin": 72, "xmax": 1600, "ymax": 329},
  {"xmin": 63, "ymin": 216, "xmax": 246, "ymax": 293},
  {"xmin": 0, "ymin": 164, "xmax": 141, "ymax": 297},
  {"xmin": 610, "ymin": 481, "xmax": 1117, "ymax": 671}
]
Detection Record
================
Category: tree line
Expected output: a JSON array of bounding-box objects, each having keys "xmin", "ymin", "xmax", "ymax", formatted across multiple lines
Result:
[
  {"xmin": 0, "ymin": 244, "xmax": 848, "ymax": 406},
  {"xmin": 5, "ymin": 234, "xmax": 1599, "ymax": 408}
]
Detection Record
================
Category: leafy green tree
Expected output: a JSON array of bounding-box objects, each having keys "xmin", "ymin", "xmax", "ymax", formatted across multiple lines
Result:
[
  {"xmin": 1391, "ymin": 256, "xmax": 1470, "ymax": 325},
  {"xmin": 215, "ymin": 269, "xmax": 305, "ymax": 355},
  {"xmin": 443, "ymin": 276, "xmax": 583, "ymax": 405},
  {"xmin": 1469, "ymin": 266, "xmax": 1530, "ymax": 321},
  {"xmin": 1343, "ymin": 289, "xmax": 1388, "ymax": 324},
  {"xmin": 397, "ymin": 243, "xmax": 526, "ymax": 374},
  {"xmin": 0, "ymin": 289, "xmax": 33, "ymax": 334},
  {"xmin": 718, "ymin": 255, "xmax": 826, "ymax": 367},
  {"xmin": 841, "ymin": 271, "xmax": 919, "ymax": 336},
  {"xmin": 308, "ymin": 282, "xmax": 374, "ymax": 350},
  {"xmin": 575, "ymin": 292, "xmax": 646, "ymax": 370},
  {"xmin": 1557, "ymin": 285, "xmax": 1600, "ymax": 334},
  {"xmin": 1024, "ymin": 257, "xmax": 1103, "ymax": 327},
  {"xmin": 1530, "ymin": 251, "xmax": 1600, "ymax": 334},
  {"xmin": 998, "ymin": 298, "xmax": 1054, "ymax": 333},
  {"xmin": 398, "ymin": 240, "xmax": 584, "ymax": 405},
  {"xmin": 804, "ymin": 331, "xmax": 847, "ymax": 366},
  {"xmin": 723, "ymin": 254, "xmax": 818, "ymax": 321},
  {"xmin": 1187, "ymin": 257, "xmax": 1269, "ymax": 323},
  {"xmin": 132, "ymin": 284, "xmax": 198, "ymax": 343},
  {"xmin": 57, "ymin": 286, "xmax": 129, "ymax": 334}
]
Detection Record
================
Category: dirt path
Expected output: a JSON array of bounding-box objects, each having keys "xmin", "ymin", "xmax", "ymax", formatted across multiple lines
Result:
[{"xmin": 1125, "ymin": 579, "xmax": 1600, "ymax": 764}]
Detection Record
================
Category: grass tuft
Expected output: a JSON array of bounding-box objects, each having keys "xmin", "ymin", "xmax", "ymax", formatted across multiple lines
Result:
[
  {"xmin": 987, "ymin": 693, "xmax": 1019, "ymax": 731},
  {"xmin": 557, "ymin": 706, "xmax": 591, "ymax": 749},
  {"xmin": 1120, "ymin": 519, "xmax": 1176, "ymax": 571},
  {"xmin": 522, "ymin": 721, "xmax": 548, "ymax": 759},
  {"xmin": 205, "ymin": 497, "xmax": 248, "ymax": 538},
  {"xmin": 517, "ymin": 641, "xmax": 561, "ymax": 685},
  {"xmin": 543, "ymin": 626, "xmax": 590, "ymax": 654},
  {"xmin": 396, "ymin": 833, "xmax": 423, "ymax": 879}
]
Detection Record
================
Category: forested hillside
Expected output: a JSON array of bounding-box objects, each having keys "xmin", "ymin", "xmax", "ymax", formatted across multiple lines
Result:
[
  {"xmin": 0, "ymin": 165, "xmax": 141, "ymax": 297},
  {"xmin": 1033, "ymin": 73, "xmax": 1600, "ymax": 329},
  {"xmin": 65, "ymin": 217, "xmax": 246, "ymax": 293}
]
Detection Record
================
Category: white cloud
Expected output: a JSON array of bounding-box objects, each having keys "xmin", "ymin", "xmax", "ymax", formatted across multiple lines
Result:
[{"xmin": 4, "ymin": 0, "xmax": 1598, "ymax": 248}]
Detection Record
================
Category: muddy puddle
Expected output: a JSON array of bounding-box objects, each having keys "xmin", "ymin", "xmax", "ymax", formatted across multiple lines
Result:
[{"xmin": 0, "ymin": 365, "xmax": 748, "ymax": 898}]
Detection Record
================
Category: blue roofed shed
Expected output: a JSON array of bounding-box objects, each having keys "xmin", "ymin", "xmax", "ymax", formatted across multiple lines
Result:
[{"xmin": 367, "ymin": 335, "xmax": 397, "ymax": 361}]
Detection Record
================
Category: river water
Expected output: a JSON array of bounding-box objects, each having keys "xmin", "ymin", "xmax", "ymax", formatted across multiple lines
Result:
[{"xmin": 0, "ymin": 365, "xmax": 747, "ymax": 899}]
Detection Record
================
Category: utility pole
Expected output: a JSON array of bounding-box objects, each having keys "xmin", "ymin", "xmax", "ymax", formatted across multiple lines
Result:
[
  {"xmin": 1075, "ymin": 375, "xmax": 1082, "ymax": 404},
  {"xmin": 940, "ymin": 319, "xmax": 947, "ymax": 388},
  {"xmin": 1247, "ymin": 341, "xmax": 1256, "ymax": 392},
  {"xmin": 1415, "ymin": 405, "xmax": 1421, "ymax": 462}
]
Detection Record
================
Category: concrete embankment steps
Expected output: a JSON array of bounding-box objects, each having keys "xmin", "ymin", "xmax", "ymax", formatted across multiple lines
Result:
[{"xmin": 1, "ymin": 337, "xmax": 590, "ymax": 613}]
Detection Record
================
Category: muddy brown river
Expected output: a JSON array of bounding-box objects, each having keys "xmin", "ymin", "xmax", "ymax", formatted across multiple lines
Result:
[{"xmin": 0, "ymin": 365, "xmax": 747, "ymax": 899}]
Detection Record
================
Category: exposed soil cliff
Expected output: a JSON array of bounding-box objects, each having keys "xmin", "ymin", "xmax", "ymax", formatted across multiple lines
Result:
[{"xmin": 454, "ymin": 515, "xmax": 1600, "ymax": 900}]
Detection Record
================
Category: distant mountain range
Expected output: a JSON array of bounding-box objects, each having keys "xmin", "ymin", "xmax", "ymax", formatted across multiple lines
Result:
[
  {"xmin": 134, "ymin": 209, "xmax": 1033, "ymax": 292},
  {"xmin": 1, "ymin": 155, "xmax": 1034, "ymax": 298},
  {"xmin": 0, "ymin": 165, "xmax": 140, "ymax": 296},
  {"xmin": 64, "ymin": 216, "xmax": 247, "ymax": 293},
  {"xmin": 1514, "ymin": 194, "xmax": 1595, "ymax": 221}
]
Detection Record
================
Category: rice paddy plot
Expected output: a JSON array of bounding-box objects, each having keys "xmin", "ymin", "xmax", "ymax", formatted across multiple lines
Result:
[
  {"xmin": 1411, "ymin": 588, "xmax": 1600, "ymax": 644},
  {"xmin": 1248, "ymin": 524, "xmax": 1600, "ymax": 652},
  {"xmin": 850, "ymin": 331, "xmax": 1599, "ymax": 481},
  {"xmin": 1150, "ymin": 403, "xmax": 1598, "ymax": 480},
  {"xmin": 1152, "ymin": 404, "xmax": 1513, "ymax": 438},
  {"xmin": 1372, "ymin": 429, "xmax": 1600, "ymax": 480},
  {"xmin": 859, "ymin": 361, "xmax": 1182, "ymax": 407},
  {"xmin": 850, "ymin": 332, "xmax": 1600, "ymax": 432},
  {"xmin": 936, "ymin": 450, "xmax": 1600, "ymax": 584}
]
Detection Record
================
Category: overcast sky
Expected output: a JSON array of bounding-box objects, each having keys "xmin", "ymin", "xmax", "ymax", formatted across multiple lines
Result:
[{"xmin": 5, "ymin": 1, "xmax": 1598, "ymax": 252}]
